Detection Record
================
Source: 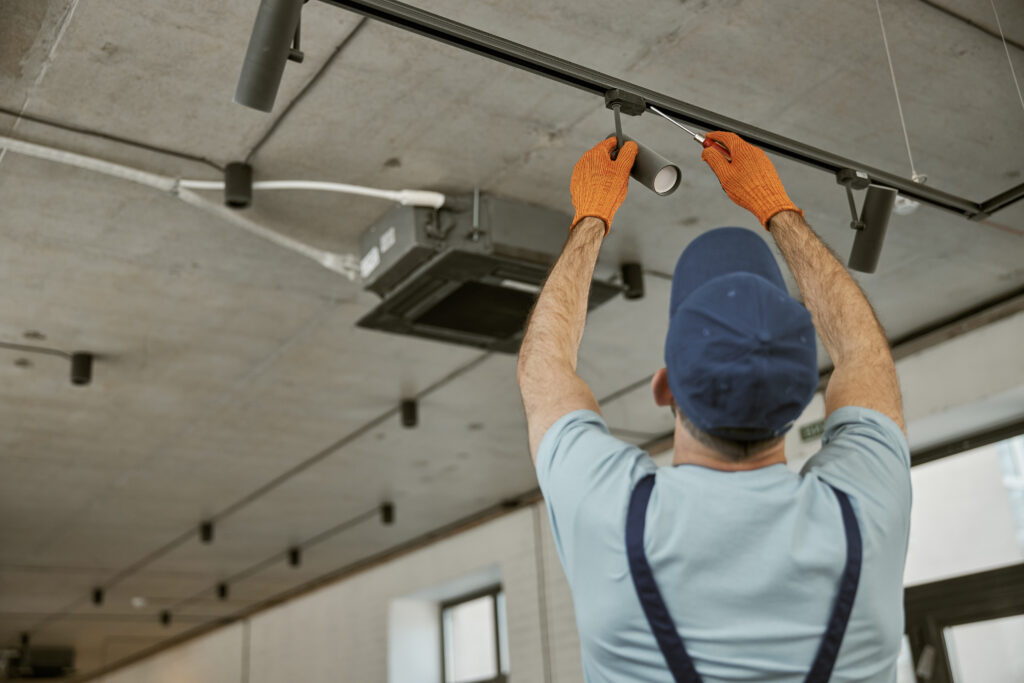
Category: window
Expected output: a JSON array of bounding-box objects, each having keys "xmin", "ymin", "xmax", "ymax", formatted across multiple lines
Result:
[
  {"xmin": 441, "ymin": 586, "xmax": 509, "ymax": 683},
  {"xmin": 904, "ymin": 434, "xmax": 1024, "ymax": 586},
  {"xmin": 944, "ymin": 614, "xmax": 1024, "ymax": 682},
  {"xmin": 903, "ymin": 426, "xmax": 1024, "ymax": 683}
]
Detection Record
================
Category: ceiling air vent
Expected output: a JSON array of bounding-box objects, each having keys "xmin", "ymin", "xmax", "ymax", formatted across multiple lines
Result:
[{"xmin": 357, "ymin": 194, "xmax": 622, "ymax": 353}]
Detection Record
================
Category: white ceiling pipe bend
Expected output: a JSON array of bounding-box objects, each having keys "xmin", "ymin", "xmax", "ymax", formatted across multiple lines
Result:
[
  {"xmin": 0, "ymin": 135, "xmax": 377, "ymax": 280},
  {"xmin": 178, "ymin": 178, "xmax": 447, "ymax": 208}
]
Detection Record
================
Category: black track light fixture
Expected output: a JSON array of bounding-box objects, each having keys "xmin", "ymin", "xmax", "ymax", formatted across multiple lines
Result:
[
  {"xmin": 620, "ymin": 263, "xmax": 645, "ymax": 300},
  {"xmin": 217, "ymin": 582, "xmax": 229, "ymax": 600},
  {"xmin": 288, "ymin": 547, "xmax": 302, "ymax": 567},
  {"xmin": 70, "ymin": 352, "xmax": 93, "ymax": 386},
  {"xmin": 836, "ymin": 169, "xmax": 898, "ymax": 274},
  {"xmin": 380, "ymin": 502, "xmax": 395, "ymax": 525},
  {"xmin": 224, "ymin": 162, "xmax": 253, "ymax": 209},
  {"xmin": 400, "ymin": 399, "xmax": 418, "ymax": 428},
  {"xmin": 160, "ymin": 610, "xmax": 172, "ymax": 627},
  {"xmin": 234, "ymin": 0, "xmax": 306, "ymax": 112},
  {"xmin": 199, "ymin": 520, "xmax": 215, "ymax": 544},
  {"xmin": 91, "ymin": 587, "xmax": 104, "ymax": 606}
]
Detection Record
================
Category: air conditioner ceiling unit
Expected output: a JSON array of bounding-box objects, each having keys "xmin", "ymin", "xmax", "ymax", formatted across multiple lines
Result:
[{"xmin": 357, "ymin": 194, "xmax": 622, "ymax": 353}]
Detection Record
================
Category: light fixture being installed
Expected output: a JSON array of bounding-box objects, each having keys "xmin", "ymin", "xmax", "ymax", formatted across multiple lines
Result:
[
  {"xmin": 836, "ymin": 170, "xmax": 898, "ymax": 274},
  {"xmin": 605, "ymin": 90, "xmax": 681, "ymax": 197}
]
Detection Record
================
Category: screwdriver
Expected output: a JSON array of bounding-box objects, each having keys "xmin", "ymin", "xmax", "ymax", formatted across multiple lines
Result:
[{"xmin": 648, "ymin": 105, "xmax": 732, "ymax": 161}]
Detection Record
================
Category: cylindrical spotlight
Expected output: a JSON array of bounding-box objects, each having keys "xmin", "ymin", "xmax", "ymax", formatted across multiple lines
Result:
[
  {"xmin": 224, "ymin": 162, "xmax": 253, "ymax": 209},
  {"xmin": 234, "ymin": 0, "xmax": 304, "ymax": 112},
  {"xmin": 620, "ymin": 263, "xmax": 644, "ymax": 300},
  {"xmin": 217, "ymin": 583, "xmax": 229, "ymax": 600},
  {"xmin": 92, "ymin": 587, "xmax": 104, "ymax": 606},
  {"xmin": 70, "ymin": 352, "xmax": 92, "ymax": 386},
  {"xmin": 160, "ymin": 610, "xmax": 172, "ymax": 627},
  {"xmin": 380, "ymin": 502, "xmax": 395, "ymax": 525},
  {"xmin": 400, "ymin": 399, "xmax": 417, "ymax": 428},
  {"xmin": 849, "ymin": 185, "xmax": 898, "ymax": 274},
  {"xmin": 288, "ymin": 547, "xmax": 302, "ymax": 567},
  {"xmin": 199, "ymin": 521, "xmax": 214, "ymax": 544},
  {"xmin": 619, "ymin": 135, "xmax": 680, "ymax": 196}
]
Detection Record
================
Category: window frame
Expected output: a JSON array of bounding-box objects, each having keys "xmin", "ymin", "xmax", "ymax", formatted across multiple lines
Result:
[
  {"xmin": 439, "ymin": 584, "xmax": 507, "ymax": 683},
  {"xmin": 903, "ymin": 418, "xmax": 1024, "ymax": 682}
]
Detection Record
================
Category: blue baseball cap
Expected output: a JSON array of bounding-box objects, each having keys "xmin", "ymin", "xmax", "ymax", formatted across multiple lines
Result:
[{"xmin": 665, "ymin": 227, "xmax": 818, "ymax": 441}]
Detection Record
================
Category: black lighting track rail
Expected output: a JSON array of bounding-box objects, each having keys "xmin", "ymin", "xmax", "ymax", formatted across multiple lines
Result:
[{"xmin": 318, "ymin": 0, "xmax": 1023, "ymax": 220}]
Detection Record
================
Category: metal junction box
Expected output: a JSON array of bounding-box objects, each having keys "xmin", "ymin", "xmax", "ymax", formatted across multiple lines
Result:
[{"xmin": 356, "ymin": 194, "xmax": 622, "ymax": 353}]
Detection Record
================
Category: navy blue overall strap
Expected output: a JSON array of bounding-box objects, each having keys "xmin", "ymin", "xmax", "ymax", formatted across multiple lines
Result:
[
  {"xmin": 626, "ymin": 474, "xmax": 702, "ymax": 683},
  {"xmin": 805, "ymin": 484, "xmax": 863, "ymax": 683},
  {"xmin": 624, "ymin": 474, "xmax": 863, "ymax": 683}
]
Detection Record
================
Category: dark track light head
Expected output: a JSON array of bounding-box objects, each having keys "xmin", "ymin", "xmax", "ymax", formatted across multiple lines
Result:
[
  {"xmin": 620, "ymin": 263, "xmax": 644, "ymax": 300},
  {"xmin": 380, "ymin": 502, "xmax": 395, "ymax": 525},
  {"xmin": 848, "ymin": 185, "xmax": 898, "ymax": 274},
  {"xmin": 70, "ymin": 352, "xmax": 92, "ymax": 386},
  {"xmin": 92, "ymin": 587, "xmax": 104, "ymax": 606},
  {"xmin": 224, "ymin": 162, "xmax": 253, "ymax": 209},
  {"xmin": 234, "ymin": 0, "xmax": 305, "ymax": 112},
  {"xmin": 199, "ymin": 520, "xmax": 214, "ymax": 544},
  {"xmin": 400, "ymin": 399, "xmax": 418, "ymax": 428},
  {"xmin": 288, "ymin": 547, "xmax": 302, "ymax": 567},
  {"xmin": 217, "ymin": 583, "xmax": 229, "ymax": 600},
  {"xmin": 160, "ymin": 610, "xmax": 172, "ymax": 627}
]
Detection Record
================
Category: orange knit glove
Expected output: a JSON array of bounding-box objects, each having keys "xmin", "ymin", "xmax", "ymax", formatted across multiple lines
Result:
[
  {"xmin": 700, "ymin": 131, "xmax": 803, "ymax": 229},
  {"xmin": 570, "ymin": 137, "xmax": 638, "ymax": 233}
]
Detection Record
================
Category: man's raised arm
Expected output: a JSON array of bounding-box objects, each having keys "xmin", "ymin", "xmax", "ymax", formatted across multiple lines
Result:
[
  {"xmin": 517, "ymin": 137, "xmax": 638, "ymax": 461},
  {"xmin": 700, "ymin": 131, "xmax": 904, "ymax": 431}
]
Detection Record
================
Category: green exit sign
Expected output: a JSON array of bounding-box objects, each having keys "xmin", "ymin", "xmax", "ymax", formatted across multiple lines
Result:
[{"xmin": 800, "ymin": 419, "xmax": 826, "ymax": 442}]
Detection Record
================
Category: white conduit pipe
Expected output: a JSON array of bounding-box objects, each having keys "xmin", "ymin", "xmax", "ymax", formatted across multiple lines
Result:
[
  {"xmin": 178, "ymin": 179, "xmax": 446, "ymax": 209},
  {"xmin": 0, "ymin": 135, "xmax": 446, "ymax": 279}
]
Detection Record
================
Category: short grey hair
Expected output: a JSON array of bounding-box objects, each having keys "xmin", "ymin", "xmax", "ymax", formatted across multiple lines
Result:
[{"xmin": 674, "ymin": 407, "xmax": 785, "ymax": 462}]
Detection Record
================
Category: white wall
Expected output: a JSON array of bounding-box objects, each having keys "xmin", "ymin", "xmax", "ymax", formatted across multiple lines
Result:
[{"xmin": 98, "ymin": 312, "xmax": 1024, "ymax": 683}]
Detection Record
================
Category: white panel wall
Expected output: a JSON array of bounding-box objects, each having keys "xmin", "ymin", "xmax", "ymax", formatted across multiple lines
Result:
[{"xmin": 98, "ymin": 311, "xmax": 1023, "ymax": 683}]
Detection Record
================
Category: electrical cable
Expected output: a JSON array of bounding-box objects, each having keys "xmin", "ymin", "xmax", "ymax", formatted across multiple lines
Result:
[
  {"xmin": 0, "ymin": 341, "xmax": 69, "ymax": 359},
  {"xmin": 0, "ymin": 106, "xmax": 223, "ymax": 172},
  {"xmin": 245, "ymin": 18, "xmax": 369, "ymax": 163},
  {"xmin": 989, "ymin": 0, "xmax": 1024, "ymax": 113},
  {"xmin": 874, "ymin": 0, "xmax": 921, "ymax": 182}
]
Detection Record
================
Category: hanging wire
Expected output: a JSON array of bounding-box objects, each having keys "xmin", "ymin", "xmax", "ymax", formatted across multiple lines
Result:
[
  {"xmin": 990, "ymin": 0, "xmax": 1024, "ymax": 113},
  {"xmin": 874, "ymin": 0, "xmax": 922, "ymax": 182}
]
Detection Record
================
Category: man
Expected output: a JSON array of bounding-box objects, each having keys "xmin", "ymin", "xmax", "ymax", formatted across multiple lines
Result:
[{"xmin": 517, "ymin": 132, "xmax": 911, "ymax": 682}]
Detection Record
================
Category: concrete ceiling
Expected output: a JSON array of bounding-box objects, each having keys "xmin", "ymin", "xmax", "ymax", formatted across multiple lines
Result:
[{"xmin": 2, "ymin": 0, "xmax": 1023, "ymax": 677}]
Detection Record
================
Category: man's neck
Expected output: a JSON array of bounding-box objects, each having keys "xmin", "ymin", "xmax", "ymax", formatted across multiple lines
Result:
[{"xmin": 670, "ymin": 423, "xmax": 787, "ymax": 471}]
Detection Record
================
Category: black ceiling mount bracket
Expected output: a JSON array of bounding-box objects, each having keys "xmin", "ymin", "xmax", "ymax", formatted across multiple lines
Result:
[
  {"xmin": 604, "ymin": 90, "xmax": 646, "ymax": 160},
  {"xmin": 604, "ymin": 89, "xmax": 646, "ymax": 116},
  {"xmin": 288, "ymin": 8, "xmax": 305, "ymax": 63},
  {"xmin": 315, "ymin": 0, "xmax": 1022, "ymax": 220},
  {"xmin": 837, "ymin": 169, "xmax": 871, "ymax": 230}
]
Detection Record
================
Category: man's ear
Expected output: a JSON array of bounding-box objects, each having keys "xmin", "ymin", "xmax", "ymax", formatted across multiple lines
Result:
[{"xmin": 651, "ymin": 368, "xmax": 674, "ymax": 408}]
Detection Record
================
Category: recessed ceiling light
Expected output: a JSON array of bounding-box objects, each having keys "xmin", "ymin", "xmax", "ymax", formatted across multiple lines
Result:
[{"xmin": 130, "ymin": 597, "xmax": 147, "ymax": 608}]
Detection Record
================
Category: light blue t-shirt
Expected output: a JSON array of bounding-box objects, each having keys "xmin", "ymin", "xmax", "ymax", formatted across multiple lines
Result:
[{"xmin": 536, "ymin": 406, "xmax": 911, "ymax": 683}]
